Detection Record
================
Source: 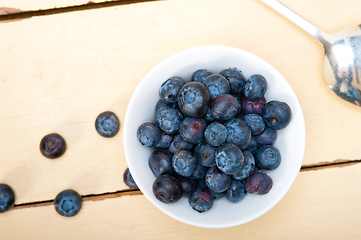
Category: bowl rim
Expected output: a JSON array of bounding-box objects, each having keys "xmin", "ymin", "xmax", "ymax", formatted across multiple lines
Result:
[{"xmin": 123, "ymin": 45, "xmax": 306, "ymax": 228}]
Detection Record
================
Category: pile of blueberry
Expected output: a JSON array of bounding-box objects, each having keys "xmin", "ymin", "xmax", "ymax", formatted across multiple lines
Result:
[{"xmin": 137, "ymin": 68, "xmax": 292, "ymax": 213}]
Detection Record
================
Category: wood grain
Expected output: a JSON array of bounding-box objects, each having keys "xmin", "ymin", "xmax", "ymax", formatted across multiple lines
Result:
[
  {"xmin": 1, "ymin": 163, "xmax": 361, "ymax": 239},
  {"xmin": 0, "ymin": 0, "xmax": 361, "ymax": 206}
]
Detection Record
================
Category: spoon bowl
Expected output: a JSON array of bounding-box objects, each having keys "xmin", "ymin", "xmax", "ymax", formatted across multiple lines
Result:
[
  {"xmin": 323, "ymin": 27, "xmax": 361, "ymax": 106},
  {"xmin": 262, "ymin": 0, "xmax": 361, "ymax": 106}
]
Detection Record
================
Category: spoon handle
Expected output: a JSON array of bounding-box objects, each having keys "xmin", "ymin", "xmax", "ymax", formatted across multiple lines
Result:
[{"xmin": 261, "ymin": 0, "xmax": 332, "ymax": 45}]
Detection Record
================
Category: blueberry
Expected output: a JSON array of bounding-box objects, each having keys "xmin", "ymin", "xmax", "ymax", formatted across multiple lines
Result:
[
  {"xmin": 262, "ymin": 100, "xmax": 292, "ymax": 130},
  {"xmin": 244, "ymin": 74, "xmax": 267, "ymax": 101},
  {"xmin": 242, "ymin": 95, "xmax": 266, "ymax": 115},
  {"xmin": 54, "ymin": 189, "xmax": 82, "ymax": 217},
  {"xmin": 224, "ymin": 118, "xmax": 251, "ymax": 149},
  {"xmin": 219, "ymin": 68, "xmax": 246, "ymax": 94},
  {"xmin": 204, "ymin": 122, "xmax": 227, "ymax": 147},
  {"xmin": 159, "ymin": 77, "xmax": 186, "ymax": 103},
  {"xmin": 245, "ymin": 172, "xmax": 273, "ymax": 195},
  {"xmin": 137, "ymin": 122, "xmax": 161, "ymax": 147},
  {"xmin": 210, "ymin": 94, "xmax": 238, "ymax": 121},
  {"xmin": 203, "ymin": 74, "xmax": 230, "ymax": 99},
  {"xmin": 155, "ymin": 133, "xmax": 175, "ymax": 149},
  {"xmin": 232, "ymin": 151, "xmax": 255, "ymax": 180},
  {"xmin": 205, "ymin": 166, "xmax": 232, "ymax": 193},
  {"xmin": 172, "ymin": 150, "xmax": 198, "ymax": 177},
  {"xmin": 226, "ymin": 179, "xmax": 246, "ymax": 203},
  {"xmin": 123, "ymin": 168, "xmax": 138, "ymax": 189},
  {"xmin": 189, "ymin": 163, "xmax": 207, "ymax": 180},
  {"xmin": 95, "ymin": 111, "xmax": 120, "ymax": 138},
  {"xmin": 155, "ymin": 99, "xmax": 177, "ymax": 113},
  {"xmin": 0, "ymin": 184, "xmax": 15, "ymax": 213},
  {"xmin": 243, "ymin": 136, "xmax": 258, "ymax": 155},
  {"xmin": 178, "ymin": 82, "xmax": 210, "ymax": 117},
  {"xmin": 192, "ymin": 69, "xmax": 213, "ymax": 83},
  {"xmin": 215, "ymin": 143, "xmax": 244, "ymax": 175},
  {"xmin": 255, "ymin": 127, "xmax": 277, "ymax": 146},
  {"xmin": 156, "ymin": 108, "xmax": 183, "ymax": 134},
  {"xmin": 255, "ymin": 145, "xmax": 281, "ymax": 170},
  {"xmin": 195, "ymin": 142, "xmax": 216, "ymax": 167},
  {"xmin": 243, "ymin": 114, "xmax": 265, "ymax": 135},
  {"xmin": 153, "ymin": 174, "xmax": 183, "ymax": 204},
  {"xmin": 148, "ymin": 150, "xmax": 175, "ymax": 177},
  {"xmin": 179, "ymin": 178, "xmax": 197, "ymax": 194},
  {"xmin": 169, "ymin": 135, "xmax": 193, "ymax": 155},
  {"xmin": 204, "ymin": 108, "xmax": 215, "ymax": 123},
  {"xmin": 40, "ymin": 133, "xmax": 66, "ymax": 159},
  {"xmin": 179, "ymin": 117, "xmax": 207, "ymax": 144},
  {"xmin": 188, "ymin": 188, "xmax": 214, "ymax": 213}
]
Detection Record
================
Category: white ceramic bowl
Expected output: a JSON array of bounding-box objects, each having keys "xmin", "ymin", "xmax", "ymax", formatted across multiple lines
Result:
[{"xmin": 123, "ymin": 45, "xmax": 306, "ymax": 228}]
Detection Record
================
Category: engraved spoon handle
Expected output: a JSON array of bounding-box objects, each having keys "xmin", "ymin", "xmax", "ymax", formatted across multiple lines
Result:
[{"xmin": 261, "ymin": 0, "xmax": 332, "ymax": 45}]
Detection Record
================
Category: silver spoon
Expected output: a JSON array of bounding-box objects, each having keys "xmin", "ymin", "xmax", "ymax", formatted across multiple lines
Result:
[{"xmin": 262, "ymin": 0, "xmax": 361, "ymax": 107}]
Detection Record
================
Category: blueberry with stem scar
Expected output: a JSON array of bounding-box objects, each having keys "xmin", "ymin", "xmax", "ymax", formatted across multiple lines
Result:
[
  {"xmin": 178, "ymin": 82, "xmax": 210, "ymax": 118},
  {"xmin": 54, "ymin": 189, "xmax": 82, "ymax": 217},
  {"xmin": 137, "ymin": 122, "xmax": 162, "ymax": 147},
  {"xmin": 153, "ymin": 174, "xmax": 183, "ymax": 204},
  {"xmin": 40, "ymin": 133, "xmax": 66, "ymax": 159},
  {"xmin": 95, "ymin": 111, "xmax": 120, "ymax": 138}
]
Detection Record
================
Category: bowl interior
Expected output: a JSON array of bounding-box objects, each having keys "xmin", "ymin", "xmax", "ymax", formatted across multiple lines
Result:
[{"xmin": 123, "ymin": 45, "xmax": 306, "ymax": 228}]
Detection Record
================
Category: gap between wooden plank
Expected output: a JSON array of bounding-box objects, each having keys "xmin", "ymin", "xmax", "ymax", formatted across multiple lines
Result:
[
  {"xmin": 12, "ymin": 159, "xmax": 361, "ymax": 210},
  {"xmin": 14, "ymin": 189, "xmax": 142, "ymax": 210},
  {"xmin": 300, "ymin": 159, "xmax": 361, "ymax": 172},
  {"xmin": 0, "ymin": 0, "xmax": 162, "ymax": 22}
]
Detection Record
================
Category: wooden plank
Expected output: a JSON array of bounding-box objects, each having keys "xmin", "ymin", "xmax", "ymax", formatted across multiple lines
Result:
[
  {"xmin": 1, "ymin": 164, "xmax": 360, "ymax": 239},
  {"xmin": 0, "ymin": 0, "xmax": 361, "ymax": 205}
]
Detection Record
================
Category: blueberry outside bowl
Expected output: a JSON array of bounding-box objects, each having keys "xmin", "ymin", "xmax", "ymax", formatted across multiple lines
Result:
[{"xmin": 123, "ymin": 45, "xmax": 306, "ymax": 228}]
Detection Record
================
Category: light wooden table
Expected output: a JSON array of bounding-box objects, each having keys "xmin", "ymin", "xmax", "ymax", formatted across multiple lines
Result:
[{"xmin": 0, "ymin": 0, "xmax": 361, "ymax": 239}]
